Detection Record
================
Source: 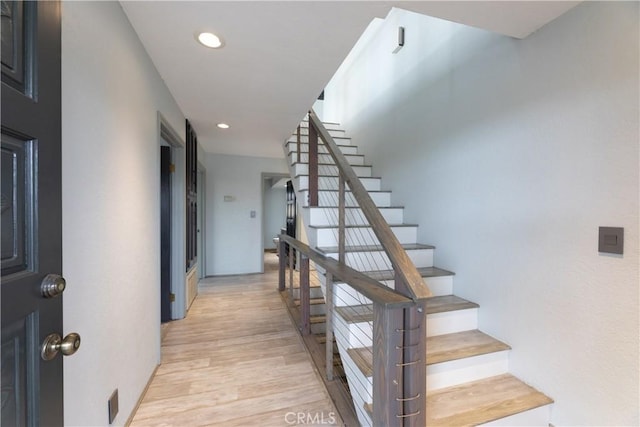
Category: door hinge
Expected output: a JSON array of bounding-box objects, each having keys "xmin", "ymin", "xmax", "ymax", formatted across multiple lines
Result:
[
  {"xmin": 169, "ymin": 163, "xmax": 176, "ymax": 173},
  {"xmin": 169, "ymin": 293, "xmax": 175, "ymax": 302}
]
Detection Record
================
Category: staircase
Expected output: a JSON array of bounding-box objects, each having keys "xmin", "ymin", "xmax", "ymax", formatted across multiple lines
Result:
[{"xmin": 284, "ymin": 118, "xmax": 552, "ymax": 426}]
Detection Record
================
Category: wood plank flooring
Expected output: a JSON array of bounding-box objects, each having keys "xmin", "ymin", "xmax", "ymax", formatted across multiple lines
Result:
[{"xmin": 129, "ymin": 254, "xmax": 341, "ymax": 426}]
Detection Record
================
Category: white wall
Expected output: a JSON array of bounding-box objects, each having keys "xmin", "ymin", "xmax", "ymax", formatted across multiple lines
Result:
[
  {"xmin": 263, "ymin": 181, "xmax": 286, "ymax": 250},
  {"xmin": 61, "ymin": 2, "xmax": 185, "ymax": 425},
  {"xmin": 205, "ymin": 154, "xmax": 288, "ymax": 275},
  {"xmin": 324, "ymin": 3, "xmax": 638, "ymax": 426}
]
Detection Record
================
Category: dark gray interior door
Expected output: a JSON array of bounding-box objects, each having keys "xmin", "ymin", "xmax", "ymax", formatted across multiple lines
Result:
[{"xmin": 1, "ymin": 1, "xmax": 66, "ymax": 425}]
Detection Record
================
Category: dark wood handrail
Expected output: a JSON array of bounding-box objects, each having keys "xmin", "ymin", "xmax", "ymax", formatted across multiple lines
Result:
[
  {"xmin": 307, "ymin": 109, "xmax": 432, "ymax": 300},
  {"xmin": 279, "ymin": 234, "xmax": 413, "ymax": 309}
]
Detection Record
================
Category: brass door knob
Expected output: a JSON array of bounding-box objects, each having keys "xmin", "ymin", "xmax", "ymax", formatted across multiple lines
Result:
[
  {"xmin": 41, "ymin": 332, "xmax": 81, "ymax": 361},
  {"xmin": 41, "ymin": 274, "xmax": 66, "ymax": 298}
]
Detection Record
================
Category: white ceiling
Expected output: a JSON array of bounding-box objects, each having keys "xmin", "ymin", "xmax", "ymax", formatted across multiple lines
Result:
[{"xmin": 121, "ymin": 1, "xmax": 579, "ymax": 158}]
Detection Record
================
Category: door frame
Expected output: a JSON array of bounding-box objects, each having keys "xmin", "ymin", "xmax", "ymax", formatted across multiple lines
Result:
[
  {"xmin": 260, "ymin": 173, "xmax": 290, "ymax": 273},
  {"xmin": 157, "ymin": 112, "xmax": 187, "ymax": 320},
  {"xmin": 196, "ymin": 163, "xmax": 206, "ymax": 279}
]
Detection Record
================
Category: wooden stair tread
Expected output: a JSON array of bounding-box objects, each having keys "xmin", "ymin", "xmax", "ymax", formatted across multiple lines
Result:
[
  {"xmin": 310, "ymin": 315, "xmax": 326, "ymax": 324},
  {"xmin": 425, "ymin": 295, "xmax": 479, "ymax": 314},
  {"xmin": 309, "ymin": 223, "xmax": 418, "ymax": 230},
  {"xmin": 426, "ymin": 373, "xmax": 553, "ymax": 426},
  {"xmin": 296, "ymin": 176, "xmax": 381, "ymax": 183},
  {"xmin": 316, "ymin": 243, "xmax": 434, "ymax": 254},
  {"xmin": 294, "ymin": 298, "xmax": 325, "ymax": 306},
  {"xmin": 363, "ymin": 374, "xmax": 551, "ymax": 425},
  {"xmin": 292, "ymin": 162, "xmax": 372, "ymax": 168},
  {"xmin": 427, "ymin": 330, "xmax": 511, "ymax": 364},
  {"xmin": 287, "ymin": 140, "xmax": 350, "ymax": 146},
  {"xmin": 346, "ymin": 330, "xmax": 510, "ymax": 377},
  {"xmin": 315, "ymin": 189, "xmax": 391, "ymax": 194},
  {"xmin": 364, "ymin": 266, "xmax": 454, "ymax": 282},
  {"xmin": 335, "ymin": 296, "xmax": 478, "ymax": 323}
]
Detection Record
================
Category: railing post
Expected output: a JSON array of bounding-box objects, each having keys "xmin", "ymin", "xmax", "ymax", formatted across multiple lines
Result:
[
  {"xmin": 300, "ymin": 255, "xmax": 311, "ymax": 335},
  {"xmin": 338, "ymin": 172, "xmax": 346, "ymax": 263},
  {"xmin": 395, "ymin": 275, "xmax": 427, "ymax": 427},
  {"xmin": 325, "ymin": 271, "xmax": 334, "ymax": 381},
  {"xmin": 308, "ymin": 116, "xmax": 319, "ymax": 207},
  {"xmin": 373, "ymin": 302, "xmax": 404, "ymax": 427},
  {"xmin": 402, "ymin": 301, "xmax": 427, "ymax": 427},
  {"xmin": 278, "ymin": 237, "xmax": 286, "ymax": 292},
  {"xmin": 288, "ymin": 243, "xmax": 295, "ymax": 304}
]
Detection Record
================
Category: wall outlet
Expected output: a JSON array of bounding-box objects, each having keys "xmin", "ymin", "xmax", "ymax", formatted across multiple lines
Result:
[{"xmin": 108, "ymin": 389, "xmax": 119, "ymax": 424}]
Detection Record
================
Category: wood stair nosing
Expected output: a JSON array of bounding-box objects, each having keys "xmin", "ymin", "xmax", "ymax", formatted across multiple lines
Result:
[
  {"xmin": 291, "ymin": 161, "xmax": 373, "ymax": 169},
  {"xmin": 294, "ymin": 298, "xmax": 326, "ymax": 306},
  {"xmin": 362, "ymin": 266, "xmax": 454, "ymax": 283},
  {"xmin": 288, "ymin": 150, "xmax": 364, "ymax": 159},
  {"xmin": 310, "ymin": 314, "xmax": 326, "ymax": 324},
  {"xmin": 294, "ymin": 173, "xmax": 380, "ymax": 181},
  {"xmin": 316, "ymin": 243, "xmax": 435, "ymax": 254},
  {"xmin": 334, "ymin": 296, "xmax": 479, "ymax": 324},
  {"xmin": 346, "ymin": 329, "xmax": 511, "ymax": 378},
  {"xmin": 425, "ymin": 373, "xmax": 553, "ymax": 426},
  {"xmin": 310, "ymin": 189, "xmax": 391, "ymax": 195},
  {"xmin": 362, "ymin": 374, "xmax": 552, "ymax": 426},
  {"xmin": 309, "ymin": 223, "xmax": 418, "ymax": 230}
]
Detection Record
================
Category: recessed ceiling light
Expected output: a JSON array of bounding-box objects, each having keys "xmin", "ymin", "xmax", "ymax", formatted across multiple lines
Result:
[
  {"xmin": 217, "ymin": 123, "xmax": 230, "ymax": 129},
  {"xmin": 197, "ymin": 32, "xmax": 223, "ymax": 49}
]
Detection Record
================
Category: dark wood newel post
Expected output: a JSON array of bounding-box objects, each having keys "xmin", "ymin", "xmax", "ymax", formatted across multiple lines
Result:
[
  {"xmin": 308, "ymin": 114, "xmax": 319, "ymax": 207},
  {"xmin": 395, "ymin": 274, "xmax": 427, "ymax": 427},
  {"xmin": 373, "ymin": 302, "xmax": 404, "ymax": 427}
]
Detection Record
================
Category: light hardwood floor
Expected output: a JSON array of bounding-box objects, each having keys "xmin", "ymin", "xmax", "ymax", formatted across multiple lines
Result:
[{"xmin": 129, "ymin": 253, "xmax": 342, "ymax": 426}]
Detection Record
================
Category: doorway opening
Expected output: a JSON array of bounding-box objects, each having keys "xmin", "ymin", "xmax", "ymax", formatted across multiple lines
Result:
[
  {"xmin": 261, "ymin": 173, "xmax": 290, "ymax": 273},
  {"xmin": 160, "ymin": 144, "xmax": 172, "ymax": 322},
  {"xmin": 158, "ymin": 113, "xmax": 187, "ymax": 321}
]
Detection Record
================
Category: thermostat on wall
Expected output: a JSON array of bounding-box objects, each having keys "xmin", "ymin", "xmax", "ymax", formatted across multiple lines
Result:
[{"xmin": 224, "ymin": 195, "xmax": 235, "ymax": 202}]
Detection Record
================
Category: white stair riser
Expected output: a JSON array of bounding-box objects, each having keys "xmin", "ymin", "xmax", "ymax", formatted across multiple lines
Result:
[
  {"xmin": 296, "ymin": 127, "xmax": 345, "ymax": 137},
  {"xmin": 310, "ymin": 225, "xmax": 418, "ymax": 247},
  {"xmin": 309, "ymin": 207, "xmax": 403, "ymax": 227},
  {"xmin": 377, "ymin": 276, "xmax": 453, "ymax": 297},
  {"xmin": 296, "ymin": 176, "xmax": 380, "ymax": 192},
  {"xmin": 338, "ymin": 350, "xmax": 510, "ymax": 402},
  {"xmin": 299, "ymin": 122, "xmax": 344, "ymax": 131},
  {"xmin": 290, "ymin": 152, "xmax": 364, "ymax": 165},
  {"xmin": 300, "ymin": 191, "xmax": 392, "ymax": 208},
  {"xmin": 427, "ymin": 309, "xmax": 478, "ymax": 337},
  {"xmin": 479, "ymin": 405, "xmax": 552, "ymax": 427},
  {"xmin": 334, "ymin": 308, "xmax": 479, "ymax": 348},
  {"xmin": 293, "ymin": 163, "xmax": 372, "ymax": 177},
  {"xmin": 318, "ymin": 276, "xmax": 452, "ymax": 307},
  {"xmin": 288, "ymin": 135, "xmax": 353, "ymax": 145},
  {"xmin": 335, "ymin": 311, "xmax": 373, "ymax": 348},
  {"xmin": 340, "ymin": 349, "xmax": 374, "ymax": 427},
  {"xmin": 291, "ymin": 287, "xmax": 324, "ymax": 300},
  {"xmin": 422, "ymin": 275, "xmax": 453, "ymax": 297},
  {"xmin": 323, "ymin": 249, "xmax": 433, "ymax": 272},
  {"xmin": 427, "ymin": 351, "xmax": 510, "ymax": 391},
  {"xmin": 286, "ymin": 141, "xmax": 358, "ymax": 155}
]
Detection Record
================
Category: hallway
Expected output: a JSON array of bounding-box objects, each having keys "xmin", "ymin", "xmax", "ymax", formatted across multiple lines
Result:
[{"xmin": 129, "ymin": 254, "xmax": 340, "ymax": 426}]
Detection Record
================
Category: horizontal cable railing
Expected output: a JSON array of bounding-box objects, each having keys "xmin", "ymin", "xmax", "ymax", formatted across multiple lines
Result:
[
  {"xmin": 306, "ymin": 110, "xmax": 431, "ymax": 301},
  {"xmin": 284, "ymin": 111, "xmax": 435, "ymax": 426},
  {"xmin": 278, "ymin": 235, "xmax": 417, "ymax": 426}
]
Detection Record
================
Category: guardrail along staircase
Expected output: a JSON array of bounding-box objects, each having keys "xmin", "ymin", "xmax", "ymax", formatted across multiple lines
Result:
[{"xmin": 281, "ymin": 110, "xmax": 553, "ymax": 426}]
